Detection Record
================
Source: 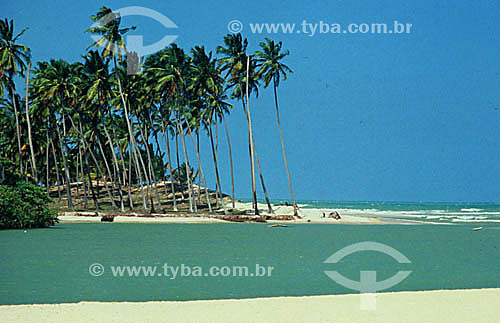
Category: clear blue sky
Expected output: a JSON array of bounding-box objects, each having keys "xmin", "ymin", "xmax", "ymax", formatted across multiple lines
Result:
[{"xmin": 4, "ymin": 0, "xmax": 500, "ymax": 202}]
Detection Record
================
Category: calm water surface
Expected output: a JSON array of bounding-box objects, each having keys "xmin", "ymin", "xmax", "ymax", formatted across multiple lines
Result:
[{"xmin": 1, "ymin": 223, "xmax": 499, "ymax": 304}]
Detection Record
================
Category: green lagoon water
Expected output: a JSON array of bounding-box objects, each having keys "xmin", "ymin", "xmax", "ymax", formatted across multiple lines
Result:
[{"xmin": 1, "ymin": 222, "xmax": 499, "ymax": 305}]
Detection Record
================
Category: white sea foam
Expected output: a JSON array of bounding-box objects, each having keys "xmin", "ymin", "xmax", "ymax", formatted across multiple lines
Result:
[
  {"xmin": 296, "ymin": 203, "xmax": 500, "ymax": 224},
  {"xmin": 442, "ymin": 212, "xmax": 500, "ymax": 216},
  {"xmin": 452, "ymin": 219, "xmax": 500, "ymax": 223}
]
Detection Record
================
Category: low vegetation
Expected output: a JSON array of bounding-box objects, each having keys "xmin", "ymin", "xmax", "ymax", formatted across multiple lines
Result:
[{"xmin": 0, "ymin": 181, "xmax": 58, "ymax": 229}]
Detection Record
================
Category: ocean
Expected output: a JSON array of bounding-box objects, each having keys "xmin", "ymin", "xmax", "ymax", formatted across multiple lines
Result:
[{"xmin": 266, "ymin": 200, "xmax": 500, "ymax": 224}]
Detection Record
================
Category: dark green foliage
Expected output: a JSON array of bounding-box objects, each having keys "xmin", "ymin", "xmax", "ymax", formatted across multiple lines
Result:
[
  {"xmin": 0, "ymin": 157, "xmax": 22, "ymax": 186},
  {"xmin": 0, "ymin": 181, "xmax": 58, "ymax": 229},
  {"xmin": 171, "ymin": 163, "xmax": 198, "ymax": 187}
]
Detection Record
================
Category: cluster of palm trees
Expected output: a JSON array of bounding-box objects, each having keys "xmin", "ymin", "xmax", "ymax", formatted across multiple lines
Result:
[{"xmin": 0, "ymin": 6, "xmax": 298, "ymax": 216}]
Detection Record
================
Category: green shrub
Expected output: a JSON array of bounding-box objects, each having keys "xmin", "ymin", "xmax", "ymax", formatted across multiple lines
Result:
[{"xmin": 0, "ymin": 182, "xmax": 58, "ymax": 229}]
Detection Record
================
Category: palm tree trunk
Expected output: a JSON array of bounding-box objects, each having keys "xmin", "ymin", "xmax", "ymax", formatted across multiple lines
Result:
[
  {"xmin": 75, "ymin": 145, "xmax": 80, "ymax": 200},
  {"xmin": 9, "ymin": 84, "xmax": 23, "ymax": 175},
  {"xmin": 273, "ymin": 81, "xmax": 298, "ymax": 216},
  {"xmin": 151, "ymin": 126, "xmax": 168, "ymax": 201},
  {"xmin": 185, "ymin": 120, "xmax": 212, "ymax": 213},
  {"xmin": 222, "ymin": 115, "xmax": 235, "ymax": 209},
  {"xmin": 130, "ymin": 129, "xmax": 148, "ymax": 210},
  {"xmin": 134, "ymin": 132, "xmax": 153, "ymax": 211},
  {"xmin": 96, "ymin": 137, "xmax": 118, "ymax": 208},
  {"xmin": 49, "ymin": 138, "xmax": 62, "ymax": 202},
  {"xmin": 253, "ymin": 143, "xmax": 273, "ymax": 214},
  {"xmin": 139, "ymin": 126, "xmax": 162, "ymax": 211},
  {"xmin": 245, "ymin": 56, "xmax": 258, "ymax": 215},
  {"xmin": 176, "ymin": 120, "xmax": 194, "ymax": 213},
  {"xmin": 24, "ymin": 63, "xmax": 38, "ymax": 183},
  {"xmin": 113, "ymin": 57, "xmax": 147, "ymax": 210},
  {"xmin": 101, "ymin": 119, "xmax": 125, "ymax": 212},
  {"xmin": 175, "ymin": 131, "xmax": 185, "ymax": 201},
  {"xmin": 162, "ymin": 125, "xmax": 177, "ymax": 211},
  {"xmin": 45, "ymin": 128, "xmax": 50, "ymax": 196},
  {"xmin": 138, "ymin": 126, "xmax": 156, "ymax": 214},
  {"xmin": 87, "ymin": 142, "xmax": 117, "ymax": 208},
  {"xmin": 208, "ymin": 125, "xmax": 227, "ymax": 215},
  {"xmin": 195, "ymin": 132, "xmax": 202, "ymax": 206},
  {"xmin": 124, "ymin": 144, "xmax": 134, "ymax": 209},
  {"xmin": 213, "ymin": 122, "xmax": 220, "ymax": 205},
  {"xmin": 112, "ymin": 128, "xmax": 133, "ymax": 210},
  {"xmin": 130, "ymin": 141, "xmax": 147, "ymax": 209},
  {"xmin": 56, "ymin": 117, "xmax": 74, "ymax": 211},
  {"xmin": 78, "ymin": 142, "xmax": 88, "ymax": 209},
  {"xmin": 70, "ymin": 116, "xmax": 116, "ymax": 208},
  {"xmin": 85, "ymin": 151, "xmax": 99, "ymax": 209}
]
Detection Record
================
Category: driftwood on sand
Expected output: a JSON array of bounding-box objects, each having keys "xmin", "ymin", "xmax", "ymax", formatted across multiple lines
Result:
[
  {"xmin": 322, "ymin": 211, "xmax": 341, "ymax": 220},
  {"xmin": 100, "ymin": 215, "xmax": 114, "ymax": 222},
  {"xmin": 60, "ymin": 211, "xmax": 297, "ymax": 224}
]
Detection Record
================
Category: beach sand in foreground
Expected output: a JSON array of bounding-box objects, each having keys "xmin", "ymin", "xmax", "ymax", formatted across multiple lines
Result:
[{"xmin": 1, "ymin": 288, "xmax": 498, "ymax": 323}]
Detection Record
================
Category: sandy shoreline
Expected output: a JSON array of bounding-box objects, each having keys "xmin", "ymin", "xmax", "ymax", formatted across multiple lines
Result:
[
  {"xmin": 1, "ymin": 288, "xmax": 498, "ymax": 322},
  {"xmin": 56, "ymin": 201, "xmax": 397, "ymax": 225}
]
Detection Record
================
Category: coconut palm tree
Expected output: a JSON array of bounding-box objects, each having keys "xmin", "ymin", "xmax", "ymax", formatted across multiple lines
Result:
[
  {"xmin": 255, "ymin": 38, "xmax": 297, "ymax": 216},
  {"xmin": 0, "ymin": 18, "xmax": 30, "ymax": 176},
  {"xmin": 0, "ymin": 96, "xmax": 19, "ymax": 165},
  {"xmin": 24, "ymin": 62, "xmax": 38, "ymax": 183},
  {"xmin": 143, "ymin": 51, "xmax": 181, "ymax": 211},
  {"xmin": 217, "ymin": 34, "xmax": 274, "ymax": 215},
  {"xmin": 216, "ymin": 34, "xmax": 259, "ymax": 214},
  {"xmin": 81, "ymin": 50, "xmax": 125, "ymax": 211},
  {"xmin": 86, "ymin": 7, "xmax": 149, "ymax": 211},
  {"xmin": 32, "ymin": 59, "xmax": 78, "ymax": 210},
  {"xmin": 30, "ymin": 62, "xmax": 62, "ymax": 198},
  {"xmin": 114, "ymin": 62, "xmax": 154, "ymax": 211},
  {"xmin": 132, "ymin": 73, "xmax": 164, "ymax": 212},
  {"xmin": 190, "ymin": 46, "xmax": 233, "ymax": 209},
  {"xmin": 148, "ymin": 45, "xmax": 197, "ymax": 212}
]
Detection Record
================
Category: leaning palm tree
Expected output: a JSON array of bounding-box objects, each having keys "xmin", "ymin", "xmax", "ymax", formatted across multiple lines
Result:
[
  {"xmin": 255, "ymin": 38, "xmax": 298, "ymax": 216},
  {"xmin": 191, "ymin": 46, "xmax": 233, "ymax": 209},
  {"xmin": 81, "ymin": 50, "xmax": 125, "ymax": 211},
  {"xmin": 217, "ymin": 34, "xmax": 274, "ymax": 215},
  {"xmin": 86, "ymin": 7, "xmax": 146, "ymax": 211},
  {"xmin": 217, "ymin": 33, "xmax": 260, "ymax": 215},
  {"xmin": 30, "ymin": 62, "xmax": 62, "ymax": 199},
  {"xmin": 32, "ymin": 59, "xmax": 77, "ymax": 210},
  {"xmin": 0, "ymin": 96, "xmax": 20, "ymax": 170},
  {"xmin": 24, "ymin": 62, "xmax": 38, "ymax": 183},
  {"xmin": 0, "ymin": 18, "xmax": 30, "ymax": 176},
  {"xmin": 143, "ymin": 51, "xmax": 180, "ymax": 211},
  {"xmin": 148, "ymin": 45, "xmax": 197, "ymax": 212}
]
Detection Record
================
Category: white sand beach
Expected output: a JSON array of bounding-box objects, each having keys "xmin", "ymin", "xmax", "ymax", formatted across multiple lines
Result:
[
  {"xmin": 1, "ymin": 288, "xmax": 498, "ymax": 323},
  {"xmin": 235, "ymin": 201, "xmax": 384, "ymax": 224},
  {"xmin": 56, "ymin": 201, "xmax": 387, "ymax": 224}
]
